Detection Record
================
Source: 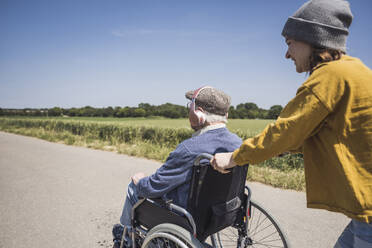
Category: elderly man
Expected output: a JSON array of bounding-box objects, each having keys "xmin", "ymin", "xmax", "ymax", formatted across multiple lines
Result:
[{"xmin": 112, "ymin": 86, "xmax": 242, "ymax": 248}]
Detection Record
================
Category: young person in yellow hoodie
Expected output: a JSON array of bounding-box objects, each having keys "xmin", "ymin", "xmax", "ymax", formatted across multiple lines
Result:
[{"xmin": 211, "ymin": 0, "xmax": 372, "ymax": 247}]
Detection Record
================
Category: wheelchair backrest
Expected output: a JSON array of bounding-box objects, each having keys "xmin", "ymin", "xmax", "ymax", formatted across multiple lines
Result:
[{"xmin": 187, "ymin": 153, "xmax": 248, "ymax": 241}]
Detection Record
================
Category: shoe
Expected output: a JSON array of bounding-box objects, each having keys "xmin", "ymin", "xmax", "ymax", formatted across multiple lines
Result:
[
  {"xmin": 112, "ymin": 240, "xmax": 121, "ymax": 248},
  {"xmin": 113, "ymin": 239, "xmax": 132, "ymax": 248},
  {"xmin": 112, "ymin": 224, "xmax": 132, "ymax": 248},
  {"xmin": 113, "ymin": 224, "xmax": 124, "ymax": 241}
]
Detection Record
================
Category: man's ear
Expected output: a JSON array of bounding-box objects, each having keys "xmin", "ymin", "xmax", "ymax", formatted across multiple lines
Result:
[
  {"xmin": 226, "ymin": 112, "xmax": 229, "ymax": 118},
  {"xmin": 197, "ymin": 107, "xmax": 204, "ymax": 112}
]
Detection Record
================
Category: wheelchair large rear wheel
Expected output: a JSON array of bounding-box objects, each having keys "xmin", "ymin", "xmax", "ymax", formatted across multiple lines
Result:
[
  {"xmin": 214, "ymin": 201, "xmax": 289, "ymax": 248},
  {"xmin": 142, "ymin": 223, "xmax": 204, "ymax": 248}
]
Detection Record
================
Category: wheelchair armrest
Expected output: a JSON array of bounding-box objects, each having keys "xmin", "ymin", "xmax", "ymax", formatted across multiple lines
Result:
[
  {"xmin": 146, "ymin": 197, "xmax": 169, "ymax": 206},
  {"xmin": 132, "ymin": 198, "xmax": 196, "ymax": 236}
]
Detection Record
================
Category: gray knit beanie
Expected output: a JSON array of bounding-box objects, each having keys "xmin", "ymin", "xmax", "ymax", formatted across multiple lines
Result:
[{"xmin": 281, "ymin": 0, "xmax": 353, "ymax": 52}]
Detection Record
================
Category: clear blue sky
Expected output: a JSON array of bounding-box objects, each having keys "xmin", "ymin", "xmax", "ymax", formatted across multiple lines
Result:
[{"xmin": 1, "ymin": 0, "xmax": 371, "ymax": 109}]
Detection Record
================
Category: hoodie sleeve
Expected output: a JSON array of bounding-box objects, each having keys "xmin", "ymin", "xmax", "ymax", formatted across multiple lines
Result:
[{"xmin": 136, "ymin": 143, "xmax": 194, "ymax": 198}]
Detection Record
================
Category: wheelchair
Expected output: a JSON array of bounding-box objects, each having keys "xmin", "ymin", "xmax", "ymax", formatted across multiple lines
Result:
[{"xmin": 122, "ymin": 153, "xmax": 290, "ymax": 248}]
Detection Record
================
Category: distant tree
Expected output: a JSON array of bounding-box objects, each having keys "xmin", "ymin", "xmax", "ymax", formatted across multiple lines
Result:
[
  {"xmin": 113, "ymin": 106, "xmax": 121, "ymax": 117},
  {"xmin": 164, "ymin": 109, "xmax": 182, "ymax": 118},
  {"xmin": 257, "ymin": 108, "xmax": 269, "ymax": 119},
  {"xmin": 118, "ymin": 107, "xmax": 130, "ymax": 117},
  {"xmin": 67, "ymin": 108, "xmax": 79, "ymax": 117},
  {"xmin": 40, "ymin": 109, "xmax": 48, "ymax": 117},
  {"xmin": 244, "ymin": 102, "xmax": 259, "ymax": 111},
  {"xmin": 235, "ymin": 102, "xmax": 260, "ymax": 119},
  {"xmin": 62, "ymin": 108, "xmax": 68, "ymax": 116},
  {"xmin": 138, "ymin": 103, "xmax": 151, "ymax": 110},
  {"xmin": 138, "ymin": 103, "xmax": 154, "ymax": 117},
  {"xmin": 228, "ymin": 106, "xmax": 238, "ymax": 119},
  {"xmin": 267, "ymin": 105, "xmax": 283, "ymax": 119},
  {"xmin": 133, "ymin": 108, "xmax": 146, "ymax": 117},
  {"xmin": 81, "ymin": 106, "xmax": 95, "ymax": 117},
  {"xmin": 236, "ymin": 103, "xmax": 245, "ymax": 111},
  {"xmin": 156, "ymin": 103, "xmax": 186, "ymax": 118},
  {"xmin": 94, "ymin": 108, "xmax": 104, "ymax": 117},
  {"xmin": 0, "ymin": 102, "xmax": 285, "ymax": 120},
  {"xmin": 49, "ymin": 107, "xmax": 63, "ymax": 117},
  {"xmin": 102, "ymin": 107, "xmax": 114, "ymax": 117},
  {"xmin": 236, "ymin": 108, "xmax": 248, "ymax": 119},
  {"xmin": 31, "ymin": 109, "xmax": 42, "ymax": 117},
  {"xmin": 247, "ymin": 109, "xmax": 259, "ymax": 119}
]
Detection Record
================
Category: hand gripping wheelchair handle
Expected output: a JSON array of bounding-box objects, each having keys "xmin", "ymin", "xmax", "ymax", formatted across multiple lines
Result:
[{"xmin": 193, "ymin": 153, "xmax": 233, "ymax": 172}]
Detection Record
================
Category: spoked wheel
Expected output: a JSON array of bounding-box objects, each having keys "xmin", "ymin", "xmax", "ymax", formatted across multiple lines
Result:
[
  {"xmin": 214, "ymin": 201, "xmax": 289, "ymax": 248},
  {"xmin": 141, "ymin": 223, "xmax": 204, "ymax": 248}
]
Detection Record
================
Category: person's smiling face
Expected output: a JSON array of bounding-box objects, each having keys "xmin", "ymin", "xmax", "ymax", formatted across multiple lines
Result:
[{"xmin": 285, "ymin": 38, "xmax": 313, "ymax": 73}]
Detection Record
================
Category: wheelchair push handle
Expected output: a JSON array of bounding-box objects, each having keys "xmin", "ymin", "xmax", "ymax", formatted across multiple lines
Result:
[
  {"xmin": 193, "ymin": 153, "xmax": 213, "ymax": 166},
  {"xmin": 193, "ymin": 153, "xmax": 233, "ymax": 172}
]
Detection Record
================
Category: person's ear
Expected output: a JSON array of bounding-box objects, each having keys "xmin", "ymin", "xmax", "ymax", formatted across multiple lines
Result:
[
  {"xmin": 197, "ymin": 107, "xmax": 204, "ymax": 112},
  {"xmin": 195, "ymin": 107, "xmax": 206, "ymax": 126}
]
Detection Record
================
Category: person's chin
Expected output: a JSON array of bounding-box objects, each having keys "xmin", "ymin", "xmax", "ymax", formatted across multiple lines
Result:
[{"xmin": 296, "ymin": 66, "xmax": 304, "ymax": 73}]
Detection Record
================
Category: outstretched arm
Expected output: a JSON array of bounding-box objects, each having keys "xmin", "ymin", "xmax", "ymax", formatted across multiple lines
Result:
[
  {"xmin": 136, "ymin": 143, "xmax": 194, "ymax": 198},
  {"xmin": 212, "ymin": 84, "xmax": 330, "ymax": 172}
]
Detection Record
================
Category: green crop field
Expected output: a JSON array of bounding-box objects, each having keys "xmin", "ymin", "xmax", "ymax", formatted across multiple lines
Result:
[
  {"xmin": 2, "ymin": 116, "xmax": 273, "ymax": 136},
  {"xmin": 0, "ymin": 116, "xmax": 305, "ymax": 191}
]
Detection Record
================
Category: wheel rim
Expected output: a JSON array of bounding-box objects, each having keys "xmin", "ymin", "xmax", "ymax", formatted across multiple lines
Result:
[
  {"xmin": 214, "ymin": 201, "xmax": 288, "ymax": 248},
  {"xmin": 247, "ymin": 203, "xmax": 286, "ymax": 247},
  {"xmin": 142, "ymin": 232, "xmax": 190, "ymax": 248},
  {"xmin": 141, "ymin": 223, "xmax": 203, "ymax": 248}
]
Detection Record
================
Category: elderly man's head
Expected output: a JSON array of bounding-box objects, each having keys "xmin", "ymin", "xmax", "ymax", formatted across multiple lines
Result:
[{"xmin": 185, "ymin": 86, "xmax": 231, "ymax": 130}]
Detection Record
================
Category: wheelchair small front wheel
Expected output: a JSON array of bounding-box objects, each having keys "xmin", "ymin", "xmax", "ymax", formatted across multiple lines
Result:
[{"xmin": 142, "ymin": 223, "xmax": 204, "ymax": 248}]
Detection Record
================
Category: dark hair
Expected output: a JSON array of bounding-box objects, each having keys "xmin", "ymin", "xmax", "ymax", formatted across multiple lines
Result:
[{"xmin": 309, "ymin": 47, "xmax": 344, "ymax": 73}]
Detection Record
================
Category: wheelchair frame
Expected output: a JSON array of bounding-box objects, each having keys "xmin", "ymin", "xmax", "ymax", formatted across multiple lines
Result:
[{"xmin": 123, "ymin": 154, "xmax": 290, "ymax": 248}]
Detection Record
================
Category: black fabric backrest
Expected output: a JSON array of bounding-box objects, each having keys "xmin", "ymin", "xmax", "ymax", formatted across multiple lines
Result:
[{"xmin": 187, "ymin": 162, "xmax": 248, "ymax": 241}]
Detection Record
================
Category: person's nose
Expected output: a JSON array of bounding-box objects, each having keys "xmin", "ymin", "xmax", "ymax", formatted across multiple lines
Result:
[{"xmin": 285, "ymin": 50, "xmax": 290, "ymax": 59}]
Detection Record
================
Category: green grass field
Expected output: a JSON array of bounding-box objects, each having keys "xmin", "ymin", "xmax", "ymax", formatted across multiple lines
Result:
[
  {"xmin": 0, "ymin": 116, "xmax": 305, "ymax": 191},
  {"xmin": 3, "ymin": 116, "xmax": 273, "ymax": 136}
]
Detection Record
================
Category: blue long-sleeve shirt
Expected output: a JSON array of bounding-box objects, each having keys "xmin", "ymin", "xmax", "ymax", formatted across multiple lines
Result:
[{"xmin": 136, "ymin": 126, "xmax": 242, "ymax": 209}]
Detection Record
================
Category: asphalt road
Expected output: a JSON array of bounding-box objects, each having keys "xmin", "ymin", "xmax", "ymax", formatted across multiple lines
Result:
[{"xmin": 0, "ymin": 131, "xmax": 349, "ymax": 248}]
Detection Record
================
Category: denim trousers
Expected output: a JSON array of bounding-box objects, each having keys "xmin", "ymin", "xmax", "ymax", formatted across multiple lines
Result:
[
  {"xmin": 112, "ymin": 182, "xmax": 139, "ymax": 244},
  {"xmin": 334, "ymin": 219, "xmax": 372, "ymax": 248}
]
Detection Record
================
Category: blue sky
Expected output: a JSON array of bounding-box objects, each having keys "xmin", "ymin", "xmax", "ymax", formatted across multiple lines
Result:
[{"xmin": 1, "ymin": 0, "xmax": 371, "ymax": 109}]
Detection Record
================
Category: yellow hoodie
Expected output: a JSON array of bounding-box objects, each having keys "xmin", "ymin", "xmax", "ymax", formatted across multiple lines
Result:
[{"xmin": 233, "ymin": 55, "xmax": 372, "ymax": 223}]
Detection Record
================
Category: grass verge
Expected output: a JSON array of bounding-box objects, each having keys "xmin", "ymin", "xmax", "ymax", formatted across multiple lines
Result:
[
  {"xmin": 0, "ymin": 126, "xmax": 172, "ymax": 162},
  {"xmin": 0, "ymin": 118, "xmax": 305, "ymax": 191}
]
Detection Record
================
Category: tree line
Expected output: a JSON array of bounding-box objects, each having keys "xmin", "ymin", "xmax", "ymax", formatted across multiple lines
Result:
[{"xmin": 0, "ymin": 102, "xmax": 283, "ymax": 119}]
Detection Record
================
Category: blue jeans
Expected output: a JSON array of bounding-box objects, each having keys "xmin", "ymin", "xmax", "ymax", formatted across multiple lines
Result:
[
  {"xmin": 112, "ymin": 182, "xmax": 139, "ymax": 245},
  {"xmin": 334, "ymin": 219, "xmax": 372, "ymax": 248}
]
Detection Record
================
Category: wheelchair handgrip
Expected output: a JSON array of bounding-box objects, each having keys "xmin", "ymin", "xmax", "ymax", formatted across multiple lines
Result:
[
  {"xmin": 194, "ymin": 153, "xmax": 234, "ymax": 172},
  {"xmin": 193, "ymin": 153, "xmax": 213, "ymax": 166}
]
